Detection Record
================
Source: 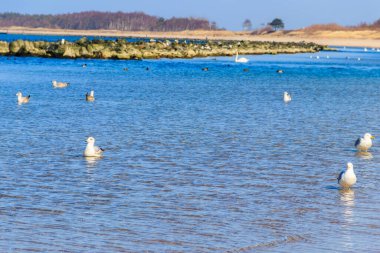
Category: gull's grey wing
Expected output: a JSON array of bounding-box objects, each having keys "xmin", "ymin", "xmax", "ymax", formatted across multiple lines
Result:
[
  {"xmin": 337, "ymin": 170, "xmax": 345, "ymax": 182},
  {"xmin": 94, "ymin": 146, "xmax": 103, "ymax": 153},
  {"xmin": 354, "ymin": 138, "xmax": 361, "ymax": 148}
]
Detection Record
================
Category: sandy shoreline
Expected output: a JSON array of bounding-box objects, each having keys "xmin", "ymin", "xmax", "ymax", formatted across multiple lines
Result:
[{"xmin": 1, "ymin": 26, "xmax": 380, "ymax": 48}]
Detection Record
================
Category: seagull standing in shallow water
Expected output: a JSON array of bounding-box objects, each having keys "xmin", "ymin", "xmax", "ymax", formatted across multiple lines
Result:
[
  {"xmin": 355, "ymin": 133, "xmax": 375, "ymax": 152},
  {"xmin": 337, "ymin": 163, "xmax": 357, "ymax": 189},
  {"xmin": 84, "ymin": 137, "xmax": 104, "ymax": 157}
]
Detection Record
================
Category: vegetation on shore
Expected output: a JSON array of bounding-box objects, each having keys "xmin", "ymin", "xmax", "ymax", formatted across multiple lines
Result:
[
  {"xmin": 0, "ymin": 12, "xmax": 218, "ymax": 31},
  {"xmin": 0, "ymin": 37, "xmax": 328, "ymax": 60}
]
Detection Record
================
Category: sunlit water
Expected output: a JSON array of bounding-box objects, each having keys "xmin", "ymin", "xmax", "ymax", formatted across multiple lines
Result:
[{"xmin": 1, "ymin": 37, "xmax": 380, "ymax": 252}]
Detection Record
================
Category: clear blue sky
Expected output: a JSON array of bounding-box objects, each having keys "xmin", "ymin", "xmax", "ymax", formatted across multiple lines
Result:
[{"xmin": 3, "ymin": 0, "xmax": 380, "ymax": 30}]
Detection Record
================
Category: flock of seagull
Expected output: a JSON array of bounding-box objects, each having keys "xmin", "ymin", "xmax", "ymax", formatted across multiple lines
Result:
[
  {"xmin": 15, "ymin": 49, "xmax": 374, "ymax": 189},
  {"xmin": 16, "ymin": 79, "xmax": 102, "ymax": 157},
  {"xmin": 282, "ymin": 89, "xmax": 374, "ymax": 189},
  {"xmin": 282, "ymin": 47, "xmax": 379, "ymax": 189}
]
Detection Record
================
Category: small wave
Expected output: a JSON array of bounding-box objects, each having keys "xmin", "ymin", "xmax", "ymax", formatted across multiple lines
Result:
[{"xmin": 225, "ymin": 235, "xmax": 307, "ymax": 253}]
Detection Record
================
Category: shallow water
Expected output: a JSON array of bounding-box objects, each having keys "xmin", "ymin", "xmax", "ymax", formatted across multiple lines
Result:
[{"xmin": 1, "ymin": 42, "xmax": 380, "ymax": 252}]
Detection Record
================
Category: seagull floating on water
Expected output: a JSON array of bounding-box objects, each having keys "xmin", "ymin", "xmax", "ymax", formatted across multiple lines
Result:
[
  {"xmin": 283, "ymin": 92, "xmax": 291, "ymax": 103},
  {"xmin": 16, "ymin": 91, "xmax": 30, "ymax": 104},
  {"xmin": 355, "ymin": 133, "xmax": 375, "ymax": 152},
  {"xmin": 276, "ymin": 69, "xmax": 284, "ymax": 74},
  {"xmin": 86, "ymin": 90, "xmax": 95, "ymax": 102},
  {"xmin": 52, "ymin": 80, "xmax": 69, "ymax": 88},
  {"xmin": 337, "ymin": 162, "xmax": 357, "ymax": 189},
  {"xmin": 84, "ymin": 137, "xmax": 104, "ymax": 157}
]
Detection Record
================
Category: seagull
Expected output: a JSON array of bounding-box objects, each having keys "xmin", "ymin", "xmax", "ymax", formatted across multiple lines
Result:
[
  {"xmin": 86, "ymin": 90, "xmax": 95, "ymax": 102},
  {"xmin": 283, "ymin": 92, "xmax": 291, "ymax": 103},
  {"xmin": 337, "ymin": 162, "xmax": 357, "ymax": 189},
  {"xmin": 276, "ymin": 69, "xmax": 284, "ymax": 74},
  {"xmin": 235, "ymin": 52, "xmax": 249, "ymax": 63},
  {"xmin": 84, "ymin": 137, "xmax": 104, "ymax": 157},
  {"xmin": 52, "ymin": 80, "xmax": 69, "ymax": 88},
  {"xmin": 16, "ymin": 91, "xmax": 30, "ymax": 104},
  {"xmin": 355, "ymin": 133, "xmax": 375, "ymax": 152}
]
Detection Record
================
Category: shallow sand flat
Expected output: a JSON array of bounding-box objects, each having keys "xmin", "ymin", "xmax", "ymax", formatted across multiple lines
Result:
[{"xmin": 1, "ymin": 27, "xmax": 380, "ymax": 48}]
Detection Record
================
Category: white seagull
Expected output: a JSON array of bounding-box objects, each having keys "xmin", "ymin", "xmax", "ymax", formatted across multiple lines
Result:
[
  {"xmin": 84, "ymin": 137, "xmax": 104, "ymax": 157},
  {"xmin": 235, "ymin": 52, "xmax": 249, "ymax": 63},
  {"xmin": 52, "ymin": 80, "xmax": 69, "ymax": 88},
  {"xmin": 283, "ymin": 91, "xmax": 291, "ymax": 103},
  {"xmin": 337, "ymin": 162, "xmax": 357, "ymax": 189},
  {"xmin": 16, "ymin": 91, "xmax": 30, "ymax": 104},
  {"xmin": 86, "ymin": 90, "xmax": 95, "ymax": 102},
  {"xmin": 355, "ymin": 133, "xmax": 375, "ymax": 152}
]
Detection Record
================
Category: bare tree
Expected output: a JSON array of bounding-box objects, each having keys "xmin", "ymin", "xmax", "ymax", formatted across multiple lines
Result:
[{"xmin": 243, "ymin": 19, "xmax": 252, "ymax": 31}]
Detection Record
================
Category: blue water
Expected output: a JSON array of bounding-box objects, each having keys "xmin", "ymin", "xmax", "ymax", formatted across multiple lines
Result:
[{"xmin": 1, "ymin": 36, "xmax": 380, "ymax": 252}]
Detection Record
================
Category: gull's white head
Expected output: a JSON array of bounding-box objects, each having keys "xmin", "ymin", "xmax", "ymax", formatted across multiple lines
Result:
[
  {"xmin": 90, "ymin": 90, "xmax": 94, "ymax": 96},
  {"xmin": 86, "ymin": 136, "xmax": 95, "ymax": 145},
  {"xmin": 52, "ymin": 80, "xmax": 57, "ymax": 85},
  {"xmin": 347, "ymin": 162, "xmax": 354, "ymax": 170},
  {"xmin": 364, "ymin": 133, "xmax": 375, "ymax": 140},
  {"xmin": 16, "ymin": 91, "xmax": 22, "ymax": 97}
]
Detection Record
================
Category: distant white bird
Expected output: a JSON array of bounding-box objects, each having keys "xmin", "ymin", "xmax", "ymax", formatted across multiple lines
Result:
[
  {"xmin": 235, "ymin": 52, "xmax": 249, "ymax": 63},
  {"xmin": 16, "ymin": 91, "xmax": 30, "ymax": 104},
  {"xmin": 355, "ymin": 133, "xmax": 375, "ymax": 152},
  {"xmin": 316, "ymin": 55, "xmax": 320, "ymax": 59},
  {"xmin": 309, "ymin": 55, "xmax": 313, "ymax": 59},
  {"xmin": 86, "ymin": 90, "xmax": 95, "ymax": 102},
  {"xmin": 84, "ymin": 137, "xmax": 104, "ymax": 157},
  {"xmin": 326, "ymin": 55, "xmax": 330, "ymax": 59},
  {"xmin": 337, "ymin": 162, "xmax": 357, "ymax": 189},
  {"xmin": 364, "ymin": 48, "xmax": 368, "ymax": 52},
  {"xmin": 52, "ymin": 80, "xmax": 69, "ymax": 88},
  {"xmin": 283, "ymin": 91, "xmax": 291, "ymax": 103}
]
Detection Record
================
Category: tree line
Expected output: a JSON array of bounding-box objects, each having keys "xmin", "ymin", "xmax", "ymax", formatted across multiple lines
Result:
[{"xmin": 0, "ymin": 12, "xmax": 218, "ymax": 31}]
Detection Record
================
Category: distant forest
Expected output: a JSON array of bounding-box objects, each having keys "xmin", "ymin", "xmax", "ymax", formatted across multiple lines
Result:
[{"xmin": 0, "ymin": 12, "xmax": 218, "ymax": 31}]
